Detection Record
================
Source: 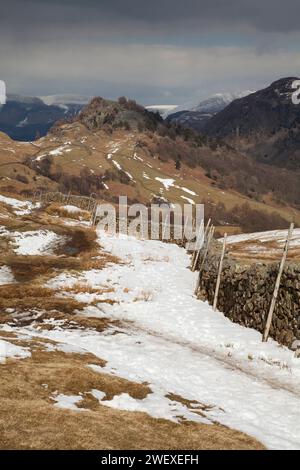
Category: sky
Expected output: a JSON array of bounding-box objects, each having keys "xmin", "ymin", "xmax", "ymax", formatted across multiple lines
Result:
[{"xmin": 1, "ymin": 0, "xmax": 300, "ymax": 105}]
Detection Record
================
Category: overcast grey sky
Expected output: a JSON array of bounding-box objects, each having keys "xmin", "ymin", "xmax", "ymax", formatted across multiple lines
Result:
[{"xmin": 1, "ymin": 0, "xmax": 300, "ymax": 104}]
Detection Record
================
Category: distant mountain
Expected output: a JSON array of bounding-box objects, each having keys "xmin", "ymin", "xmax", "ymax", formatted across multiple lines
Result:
[
  {"xmin": 191, "ymin": 91, "xmax": 254, "ymax": 113},
  {"xmin": 0, "ymin": 94, "xmax": 84, "ymax": 141},
  {"xmin": 167, "ymin": 109, "xmax": 213, "ymax": 131},
  {"xmin": 167, "ymin": 91, "xmax": 254, "ymax": 131},
  {"xmin": 145, "ymin": 105, "xmax": 178, "ymax": 118},
  {"xmin": 204, "ymin": 77, "xmax": 300, "ymax": 169}
]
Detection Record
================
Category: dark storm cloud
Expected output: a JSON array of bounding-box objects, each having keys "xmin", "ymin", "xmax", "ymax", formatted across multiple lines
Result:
[
  {"xmin": 1, "ymin": 0, "xmax": 300, "ymax": 102},
  {"xmin": 1, "ymin": 0, "xmax": 300, "ymax": 34}
]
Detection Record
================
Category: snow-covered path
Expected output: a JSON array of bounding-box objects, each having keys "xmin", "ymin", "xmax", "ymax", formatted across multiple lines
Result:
[{"xmin": 15, "ymin": 231, "xmax": 300, "ymax": 449}]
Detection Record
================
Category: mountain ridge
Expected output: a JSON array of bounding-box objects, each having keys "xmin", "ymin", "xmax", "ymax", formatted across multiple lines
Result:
[{"xmin": 203, "ymin": 77, "xmax": 300, "ymax": 169}]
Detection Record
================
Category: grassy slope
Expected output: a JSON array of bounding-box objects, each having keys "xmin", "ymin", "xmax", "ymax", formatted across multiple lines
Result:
[
  {"xmin": 33, "ymin": 124, "xmax": 300, "ymax": 226},
  {"xmin": 0, "ymin": 121, "xmax": 299, "ymax": 228}
]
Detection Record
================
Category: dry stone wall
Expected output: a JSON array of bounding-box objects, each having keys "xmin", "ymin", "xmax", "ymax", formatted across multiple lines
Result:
[{"xmin": 196, "ymin": 246, "xmax": 300, "ymax": 347}]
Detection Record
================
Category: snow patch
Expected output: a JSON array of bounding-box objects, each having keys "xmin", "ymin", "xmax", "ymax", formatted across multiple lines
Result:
[
  {"xmin": 180, "ymin": 195, "xmax": 195, "ymax": 205},
  {"xmin": 0, "ymin": 266, "xmax": 15, "ymax": 285},
  {"xmin": 225, "ymin": 229, "xmax": 300, "ymax": 248},
  {"xmin": 11, "ymin": 230, "xmax": 65, "ymax": 256},
  {"xmin": 112, "ymin": 160, "xmax": 122, "ymax": 171},
  {"xmin": 180, "ymin": 186, "xmax": 197, "ymax": 196},
  {"xmin": 0, "ymin": 339, "xmax": 31, "ymax": 363},
  {"xmin": 155, "ymin": 178, "xmax": 175, "ymax": 190},
  {"xmin": 0, "ymin": 195, "xmax": 40, "ymax": 216},
  {"xmin": 52, "ymin": 394, "xmax": 84, "ymax": 411},
  {"xmin": 63, "ymin": 205, "xmax": 83, "ymax": 214},
  {"xmin": 89, "ymin": 388, "xmax": 209, "ymax": 424}
]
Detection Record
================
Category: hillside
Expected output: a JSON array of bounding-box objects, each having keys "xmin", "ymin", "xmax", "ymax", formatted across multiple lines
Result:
[
  {"xmin": 0, "ymin": 95, "xmax": 300, "ymax": 232},
  {"xmin": 204, "ymin": 77, "xmax": 300, "ymax": 170}
]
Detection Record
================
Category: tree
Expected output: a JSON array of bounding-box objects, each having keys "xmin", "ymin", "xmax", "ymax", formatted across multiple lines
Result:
[{"xmin": 175, "ymin": 158, "xmax": 181, "ymax": 170}]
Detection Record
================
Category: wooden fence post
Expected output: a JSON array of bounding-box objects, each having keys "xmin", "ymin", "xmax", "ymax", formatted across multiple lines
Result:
[
  {"xmin": 262, "ymin": 223, "xmax": 294, "ymax": 342},
  {"xmin": 87, "ymin": 193, "xmax": 95, "ymax": 212},
  {"xmin": 213, "ymin": 234, "xmax": 227, "ymax": 311},
  {"xmin": 93, "ymin": 204, "xmax": 99, "ymax": 227},
  {"xmin": 90, "ymin": 205, "xmax": 96, "ymax": 227},
  {"xmin": 194, "ymin": 225, "xmax": 215, "ymax": 296}
]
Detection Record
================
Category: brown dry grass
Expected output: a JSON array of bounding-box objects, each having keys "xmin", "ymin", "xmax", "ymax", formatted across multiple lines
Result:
[
  {"xmin": 228, "ymin": 239, "xmax": 300, "ymax": 264},
  {"xmin": 0, "ymin": 340, "xmax": 264, "ymax": 450},
  {"xmin": 2, "ymin": 250, "xmax": 119, "ymax": 283},
  {"xmin": 55, "ymin": 225, "xmax": 98, "ymax": 256},
  {"xmin": 0, "ymin": 284, "xmax": 86, "ymax": 314},
  {"xmin": 3, "ymin": 254, "xmax": 82, "ymax": 282},
  {"xmin": 63, "ymin": 282, "xmax": 115, "ymax": 295},
  {"xmin": 45, "ymin": 202, "xmax": 91, "ymax": 221},
  {"xmin": 66, "ymin": 315, "xmax": 123, "ymax": 332},
  {"xmin": 166, "ymin": 393, "xmax": 215, "ymax": 418}
]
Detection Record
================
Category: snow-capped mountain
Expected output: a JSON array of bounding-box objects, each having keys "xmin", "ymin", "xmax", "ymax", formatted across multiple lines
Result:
[
  {"xmin": 167, "ymin": 90, "xmax": 255, "ymax": 131},
  {"xmin": 145, "ymin": 105, "xmax": 178, "ymax": 118},
  {"xmin": 191, "ymin": 91, "xmax": 255, "ymax": 114}
]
